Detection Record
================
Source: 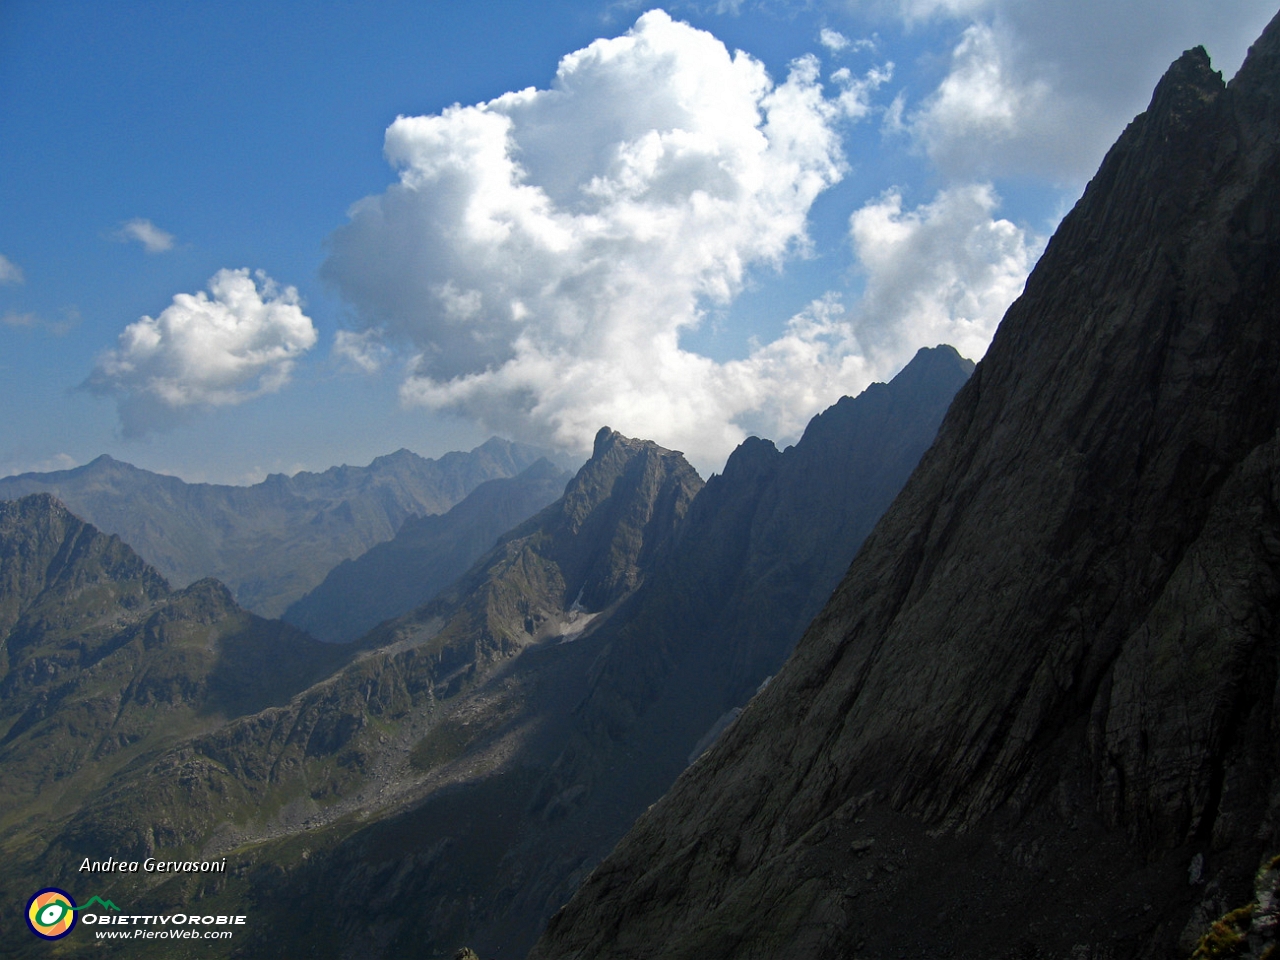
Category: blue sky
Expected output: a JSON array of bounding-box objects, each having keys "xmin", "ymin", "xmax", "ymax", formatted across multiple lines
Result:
[{"xmin": 1, "ymin": 0, "xmax": 1274, "ymax": 482}]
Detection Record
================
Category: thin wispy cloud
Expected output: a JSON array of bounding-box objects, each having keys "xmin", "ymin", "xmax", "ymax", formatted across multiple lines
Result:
[
  {"xmin": 3, "ymin": 307, "xmax": 80, "ymax": 337},
  {"xmin": 0, "ymin": 254, "xmax": 24, "ymax": 285},
  {"xmin": 0, "ymin": 452, "xmax": 78, "ymax": 478},
  {"xmin": 2, "ymin": 311, "xmax": 38, "ymax": 328},
  {"xmin": 114, "ymin": 217, "xmax": 176, "ymax": 253},
  {"xmin": 820, "ymin": 28, "xmax": 876, "ymax": 54},
  {"xmin": 333, "ymin": 328, "xmax": 392, "ymax": 374},
  {"xmin": 87, "ymin": 268, "xmax": 317, "ymax": 436}
]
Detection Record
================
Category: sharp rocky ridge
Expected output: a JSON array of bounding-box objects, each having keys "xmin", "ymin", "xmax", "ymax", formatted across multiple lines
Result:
[{"xmin": 531, "ymin": 13, "xmax": 1280, "ymax": 960}]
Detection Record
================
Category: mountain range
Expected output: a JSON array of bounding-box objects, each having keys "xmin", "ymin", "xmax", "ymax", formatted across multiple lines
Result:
[
  {"xmin": 0, "ymin": 345, "xmax": 971, "ymax": 958},
  {"xmin": 5, "ymin": 12, "xmax": 1276, "ymax": 960},
  {"xmin": 0, "ymin": 438, "xmax": 555, "ymax": 618},
  {"xmin": 0, "ymin": 495, "xmax": 347, "ymax": 911}
]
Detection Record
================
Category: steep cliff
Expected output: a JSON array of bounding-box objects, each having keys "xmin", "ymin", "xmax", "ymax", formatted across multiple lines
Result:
[{"xmin": 532, "ymin": 16, "xmax": 1280, "ymax": 960}]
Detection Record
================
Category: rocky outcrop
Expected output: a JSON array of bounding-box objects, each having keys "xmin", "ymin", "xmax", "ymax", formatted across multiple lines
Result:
[{"xmin": 531, "ymin": 15, "xmax": 1280, "ymax": 960}]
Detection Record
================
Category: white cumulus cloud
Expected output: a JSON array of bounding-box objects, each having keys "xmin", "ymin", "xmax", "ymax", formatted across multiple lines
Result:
[
  {"xmin": 0, "ymin": 254, "xmax": 24, "ymax": 285},
  {"xmin": 88, "ymin": 268, "xmax": 317, "ymax": 436},
  {"xmin": 820, "ymin": 28, "xmax": 851, "ymax": 51},
  {"xmin": 906, "ymin": 22, "xmax": 1053, "ymax": 176},
  {"xmin": 325, "ymin": 10, "xmax": 902, "ymax": 470},
  {"xmin": 847, "ymin": 183, "xmax": 1043, "ymax": 368},
  {"xmin": 114, "ymin": 217, "xmax": 176, "ymax": 253},
  {"xmin": 891, "ymin": 0, "xmax": 1278, "ymax": 180}
]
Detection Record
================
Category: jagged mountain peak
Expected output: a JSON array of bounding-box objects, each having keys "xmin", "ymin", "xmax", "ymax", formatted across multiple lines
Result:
[
  {"xmin": 551, "ymin": 429, "xmax": 702, "ymax": 610},
  {"xmin": 718, "ymin": 435, "xmax": 782, "ymax": 478},
  {"xmin": 1232, "ymin": 8, "xmax": 1280, "ymax": 91}
]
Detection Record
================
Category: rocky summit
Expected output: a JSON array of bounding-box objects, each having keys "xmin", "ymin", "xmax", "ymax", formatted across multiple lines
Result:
[{"xmin": 531, "ymin": 13, "xmax": 1280, "ymax": 960}]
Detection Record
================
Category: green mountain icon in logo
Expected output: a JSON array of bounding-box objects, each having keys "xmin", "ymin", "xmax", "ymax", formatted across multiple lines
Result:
[{"xmin": 73, "ymin": 897, "xmax": 121, "ymax": 912}]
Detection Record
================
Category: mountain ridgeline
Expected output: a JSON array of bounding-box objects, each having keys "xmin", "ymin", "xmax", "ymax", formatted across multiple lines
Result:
[
  {"xmin": 283, "ymin": 459, "xmax": 572, "ymax": 642},
  {"xmin": 0, "ymin": 347, "xmax": 972, "ymax": 959},
  {"xmin": 532, "ymin": 17, "xmax": 1280, "ymax": 960},
  {"xmin": 0, "ymin": 438, "xmax": 554, "ymax": 618},
  {"xmin": 245, "ymin": 346, "xmax": 972, "ymax": 960},
  {"xmin": 0, "ymin": 429, "xmax": 704, "ymax": 957}
]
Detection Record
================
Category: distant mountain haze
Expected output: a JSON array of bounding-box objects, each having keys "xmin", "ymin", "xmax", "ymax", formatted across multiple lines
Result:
[
  {"xmin": 284, "ymin": 459, "xmax": 573, "ymax": 642},
  {"xmin": 0, "ymin": 430, "xmax": 701, "ymax": 948},
  {"xmin": 531, "ymin": 15, "xmax": 1280, "ymax": 960},
  {"xmin": 0, "ymin": 438, "xmax": 556, "ymax": 617}
]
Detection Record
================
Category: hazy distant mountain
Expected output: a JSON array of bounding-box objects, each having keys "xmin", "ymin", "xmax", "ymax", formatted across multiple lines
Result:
[
  {"xmin": 0, "ymin": 437, "xmax": 554, "ymax": 617},
  {"xmin": 531, "ymin": 18, "xmax": 1280, "ymax": 960},
  {"xmin": 284, "ymin": 459, "xmax": 572, "ymax": 642},
  {"xmin": 0, "ymin": 494, "xmax": 345, "ymax": 919}
]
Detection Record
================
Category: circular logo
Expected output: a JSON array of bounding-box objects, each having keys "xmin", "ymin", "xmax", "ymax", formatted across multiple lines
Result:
[{"xmin": 26, "ymin": 888, "xmax": 77, "ymax": 940}]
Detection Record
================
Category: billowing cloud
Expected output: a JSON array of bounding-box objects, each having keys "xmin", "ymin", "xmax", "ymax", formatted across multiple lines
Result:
[
  {"xmin": 325, "ymin": 10, "xmax": 901, "ymax": 469},
  {"xmin": 847, "ymin": 183, "xmax": 1042, "ymax": 366},
  {"xmin": 88, "ymin": 268, "xmax": 317, "ymax": 436},
  {"xmin": 906, "ymin": 22, "xmax": 1054, "ymax": 176},
  {"xmin": 890, "ymin": 0, "xmax": 1277, "ymax": 179},
  {"xmin": 0, "ymin": 254, "xmax": 24, "ymax": 285},
  {"xmin": 114, "ymin": 217, "xmax": 176, "ymax": 253}
]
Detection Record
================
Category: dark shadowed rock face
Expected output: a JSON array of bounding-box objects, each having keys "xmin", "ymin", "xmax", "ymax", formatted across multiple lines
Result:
[
  {"xmin": 572, "ymin": 344, "xmax": 975, "ymax": 746},
  {"xmin": 283, "ymin": 459, "xmax": 571, "ymax": 642},
  {"xmin": 531, "ymin": 16, "xmax": 1280, "ymax": 960}
]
